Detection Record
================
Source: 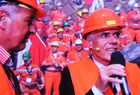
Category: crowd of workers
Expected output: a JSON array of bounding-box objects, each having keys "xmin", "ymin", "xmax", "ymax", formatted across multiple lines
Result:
[
  {"xmin": 6, "ymin": 1, "xmax": 140, "ymax": 95},
  {"xmin": 13, "ymin": 1, "xmax": 140, "ymax": 95}
]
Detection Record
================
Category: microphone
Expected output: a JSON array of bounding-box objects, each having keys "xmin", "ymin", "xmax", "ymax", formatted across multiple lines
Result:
[{"xmin": 110, "ymin": 51, "xmax": 131, "ymax": 95}]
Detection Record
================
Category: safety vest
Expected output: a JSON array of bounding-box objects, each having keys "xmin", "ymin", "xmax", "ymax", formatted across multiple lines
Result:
[
  {"xmin": 68, "ymin": 58, "xmax": 140, "ymax": 95},
  {"xmin": 0, "ymin": 64, "xmax": 15, "ymax": 95},
  {"xmin": 51, "ymin": 10, "xmax": 66, "ymax": 25},
  {"xmin": 127, "ymin": 10, "xmax": 140, "ymax": 29}
]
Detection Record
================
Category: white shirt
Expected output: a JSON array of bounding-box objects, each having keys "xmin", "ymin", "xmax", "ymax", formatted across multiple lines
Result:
[{"xmin": 91, "ymin": 56, "xmax": 120, "ymax": 95}]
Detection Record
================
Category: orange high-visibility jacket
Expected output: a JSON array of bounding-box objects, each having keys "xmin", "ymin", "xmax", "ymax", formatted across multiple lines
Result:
[
  {"xmin": 136, "ymin": 30, "xmax": 140, "ymax": 43},
  {"xmin": 119, "ymin": 12, "xmax": 128, "ymax": 25},
  {"xmin": 43, "ymin": 51, "xmax": 66, "ymax": 69},
  {"xmin": 50, "ymin": 37, "xmax": 71, "ymax": 55},
  {"xmin": 14, "ymin": 64, "xmax": 43, "ymax": 86},
  {"xmin": 51, "ymin": 10, "xmax": 66, "ymax": 24},
  {"xmin": 67, "ymin": 49, "xmax": 89, "ymax": 64},
  {"xmin": 35, "ymin": 20, "xmax": 45, "ymax": 35},
  {"xmin": 120, "ymin": 27, "xmax": 135, "ymax": 48},
  {"xmin": 0, "ymin": 64, "xmax": 15, "ymax": 95},
  {"xmin": 60, "ymin": 58, "xmax": 140, "ymax": 95},
  {"xmin": 127, "ymin": 10, "xmax": 140, "ymax": 29},
  {"xmin": 76, "ymin": 18, "xmax": 86, "ymax": 34},
  {"xmin": 47, "ymin": 25, "xmax": 57, "ymax": 42}
]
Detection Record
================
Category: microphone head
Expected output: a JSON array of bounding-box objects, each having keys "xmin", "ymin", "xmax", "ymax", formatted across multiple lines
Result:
[{"xmin": 110, "ymin": 51, "xmax": 126, "ymax": 66}]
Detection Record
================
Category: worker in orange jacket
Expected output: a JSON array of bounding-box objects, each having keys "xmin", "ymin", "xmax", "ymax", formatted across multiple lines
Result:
[
  {"xmin": 71, "ymin": 36, "xmax": 89, "ymax": 54},
  {"xmin": 127, "ymin": 2, "xmax": 140, "ymax": 43},
  {"xmin": 67, "ymin": 39, "xmax": 89, "ymax": 64},
  {"xmin": 67, "ymin": 16, "xmax": 76, "ymax": 33},
  {"xmin": 15, "ymin": 52, "xmax": 44, "ymax": 95},
  {"xmin": 0, "ymin": 0, "xmax": 46, "ymax": 95},
  {"xmin": 77, "ymin": 8, "xmax": 89, "ymax": 39},
  {"xmin": 62, "ymin": 21, "xmax": 74, "ymax": 44},
  {"xmin": 42, "ymin": 41, "xmax": 66, "ymax": 95},
  {"xmin": 114, "ymin": 4, "xmax": 128, "ymax": 25},
  {"xmin": 113, "ymin": 4, "xmax": 134, "ymax": 48},
  {"xmin": 43, "ymin": 18, "xmax": 50, "ymax": 36},
  {"xmin": 50, "ymin": 28, "xmax": 71, "ymax": 56},
  {"xmin": 47, "ymin": 21, "xmax": 61, "ymax": 43},
  {"xmin": 60, "ymin": 8, "xmax": 140, "ymax": 95},
  {"xmin": 50, "ymin": 2, "xmax": 66, "ymax": 25},
  {"xmin": 34, "ymin": 18, "xmax": 45, "ymax": 36}
]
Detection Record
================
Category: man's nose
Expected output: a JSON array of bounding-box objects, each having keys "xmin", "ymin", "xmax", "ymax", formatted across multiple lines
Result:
[{"xmin": 109, "ymin": 35, "xmax": 118, "ymax": 45}]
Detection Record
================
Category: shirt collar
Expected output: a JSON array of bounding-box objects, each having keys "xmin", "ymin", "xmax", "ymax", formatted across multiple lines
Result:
[
  {"xmin": 0, "ymin": 45, "xmax": 10, "ymax": 64},
  {"xmin": 92, "ymin": 56, "xmax": 105, "ymax": 69}
]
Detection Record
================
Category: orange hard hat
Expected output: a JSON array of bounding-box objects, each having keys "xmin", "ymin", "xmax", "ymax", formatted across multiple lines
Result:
[
  {"xmin": 18, "ymin": 0, "xmax": 45, "ymax": 18},
  {"xmin": 83, "ymin": 8, "xmax": 124, "ymax": 39}
]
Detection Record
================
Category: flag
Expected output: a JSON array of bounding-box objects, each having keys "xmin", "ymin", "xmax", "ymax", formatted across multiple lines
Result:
[
  {"xmin": 83, "ymin": 0, "xmax": 94, "ymax": 6},
  {"xmin": 29, "ymin": 33, "xmax": 49, "ymax": 67}
]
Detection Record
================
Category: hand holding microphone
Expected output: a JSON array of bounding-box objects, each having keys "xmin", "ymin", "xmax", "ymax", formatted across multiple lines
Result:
[
  {"xmin": 95, "ymin": 51, "xmax": 131, "ymax": 95},
  {"xmin": 110, "ymin": 51, "xmax": 131, "ymax": 95}
]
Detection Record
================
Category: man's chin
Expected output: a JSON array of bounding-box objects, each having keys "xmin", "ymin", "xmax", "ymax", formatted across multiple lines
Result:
[{"xmin": 12, "ymin": 43, "xmax": 26, "ymax": 52}]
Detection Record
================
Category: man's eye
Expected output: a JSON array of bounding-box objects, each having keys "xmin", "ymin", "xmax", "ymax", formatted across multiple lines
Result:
[
  {"xmin": 102, "ymin": 33, "xmax": 109, "ymax": 38},
  {"xmin": 114, "ymin": 32, "xmax": 120, "ymax": 38}
]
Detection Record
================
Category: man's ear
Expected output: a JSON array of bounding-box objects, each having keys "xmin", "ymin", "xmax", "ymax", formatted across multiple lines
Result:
[
  {"xmin": 0, "ymin": 9, "xmax": 8, "ymax": 30},
  {"xmin": 86, "ymin": 39, "xmax": 93, "ymax": 49}
]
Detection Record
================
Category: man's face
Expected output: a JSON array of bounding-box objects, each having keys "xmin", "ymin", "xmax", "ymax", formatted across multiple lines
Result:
[
  {"xmin": 82, "ymin": 13, "xmax": 88, "ymax": 19},
  {"xmin": 68, "ymin": 20, "xmax": 74, "ymax": 26},
  {"xmin": 57, "ymin": 32, "xmax": 63, "ymax": 39},
  {"xmin": 63, "ymin": 26, "xmax": 69, "ymax": 32},
  {"xmin": 57, "ymin": 6, "xmax": 63, "ymax": 11},
  {"xmin": 53, "ymin": 25, "xmax": 60, "ymax": 31},
  {"xmin": 2, "ymin": 7, "xmax": 34, "ymax": 52},
  {"xmin": 87, "ymin": 29, "xmax": 121, "ymax": 65},
  {"xmin": 75, "ymin": 44, "xmax": 83, "ymax": 52},
  {"xmin": 24, "ymin": 58, "xmax": 32, "ymax": 67},
  {"xmin": 51, "ymin": 46, "xmax": 58, "ymax": 53}
]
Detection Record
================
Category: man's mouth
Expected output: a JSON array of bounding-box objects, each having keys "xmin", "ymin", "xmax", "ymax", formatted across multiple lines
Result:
[{"xmin": 106, "ymin": 48, "xmax": 117, "ymax": 52}]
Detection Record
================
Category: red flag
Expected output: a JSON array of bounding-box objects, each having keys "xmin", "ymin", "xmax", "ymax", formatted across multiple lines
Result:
[
  {"xmin": 29, "ymin": 33, "xmax": 49, "ymax": 67},
  {"xmin": 83, "ymin": 0, "xmax": 94, "ymax": 6}
]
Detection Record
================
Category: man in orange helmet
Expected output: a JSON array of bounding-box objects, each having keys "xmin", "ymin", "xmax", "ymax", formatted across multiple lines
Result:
[
  {"xmin": 50, "ymin": 2, "xmax": 66, "ymax": 25},
  {"xmin": 113, "ymin": 4, "xmax": 134, "ymax": 48},
  {"xmin": 127, "ymin": 2, "xmax": 140, "ymax": 43},
  {"xmin": 42, "ymin": 41, "xmax": 66, "ymax": 95},
  {"xmin": 0, "ymin": 0, "xmax": 45, "ymax": 95},
  {"xmin": 59, "ymin": 8, "xmax": 140, "ymax": 95}
]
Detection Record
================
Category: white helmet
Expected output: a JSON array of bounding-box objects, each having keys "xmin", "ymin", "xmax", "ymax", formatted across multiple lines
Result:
[
  {"xmin": 51, "ymin": 41, "xmax": 59, "ymax": 47},
  {"xmin": 128, "ymin": 0, "xmax": 136, "ymax": 7},
  {"xmin": 114, "ymin": 4, "xmax": 122, "ymax": 14},
  {"xmin": 75, "ymin": 39, "xmax": 82, "ymax": 45},
  {"xmin": 56, "ymin": 2, "xmax": 62, "ymax": 7},
  {"xmin": 133, "ymin": 3, "xmax": 140, "ymax": 8},
  {"xmin": 95, "ymin": 4, "xmax": 102, "ymax": 10}
]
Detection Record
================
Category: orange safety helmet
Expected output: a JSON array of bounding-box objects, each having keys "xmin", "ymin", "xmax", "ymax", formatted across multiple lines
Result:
[
  {"xmin": 18, "ymin": 0, "xmax": 45, "ymax": 18},
  {"xmin": 83, "ymin": 8, "xmax": 124, "ymax": 39}
]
